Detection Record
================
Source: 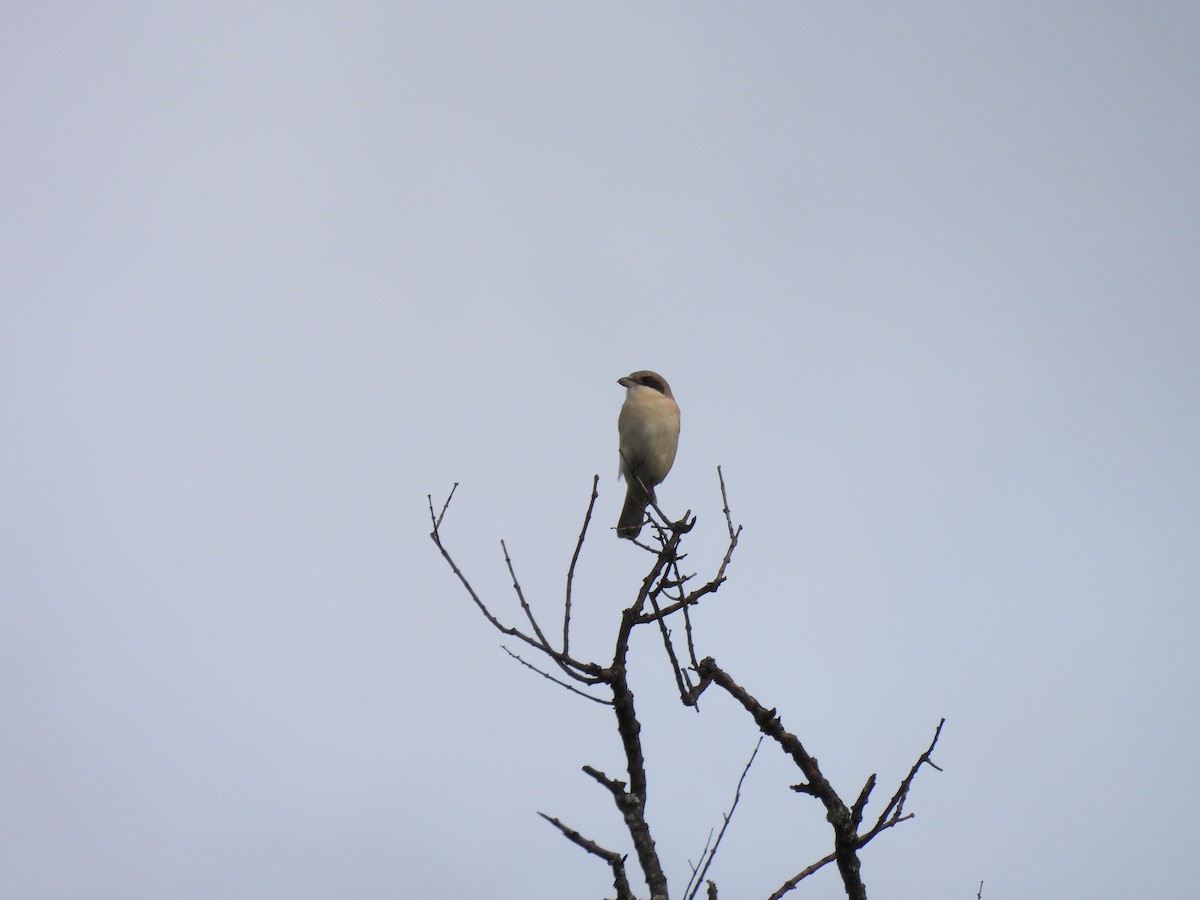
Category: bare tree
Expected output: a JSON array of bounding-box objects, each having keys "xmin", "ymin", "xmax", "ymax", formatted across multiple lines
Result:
[{"xmin": 429, "ymin": 470, "xmax": 943, "ymax": 899}]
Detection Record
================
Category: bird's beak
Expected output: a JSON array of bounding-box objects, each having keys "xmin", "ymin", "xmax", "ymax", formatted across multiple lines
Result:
[{"xmin": 617, "ymin": 376, "xmax": 633, "ymax": 388}]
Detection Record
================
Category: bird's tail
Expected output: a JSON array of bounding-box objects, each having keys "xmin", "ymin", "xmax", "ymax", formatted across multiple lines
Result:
[{"xmin": 617, "ymin": 484, "xmax": 654, "ymax": 539}]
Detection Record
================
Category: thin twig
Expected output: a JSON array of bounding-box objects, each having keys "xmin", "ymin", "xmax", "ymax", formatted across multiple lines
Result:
[
  {"xmin": 646, "ymin": 584, "xmax": 690, "ymax": 699},
  {"xmin": 717, "ymin": 466, "xmax": 736, "ymax": 542},
  {"xmin": 501, "ymin": 539, "xmax": 551, "ymax": 649},
  {"xmin": 502, "ymin": 646, "xmax": 613, "ymax": 705},
  {"xmin": 563, "ymin": 475, "xmax": 600, "ymax": 657},
  {"xmin": 685, "ymin": 830, "xmax": 715, "ymax": 891},
  {"xmin": 428, "ymin": 487, "xmax": 603, "ymax": 683},
  {"xmin": 537, "ymin": 812, "xmax": 634, "ymax": 900},
  {"xmin": 867, "ymin": 718, "xmax": 945, "ymax": 837},
  {"xmin": 767, "ymin": 851, "xmax": 838, "ymax": 900},
  {"xmin": 685, "ymin": 737, "xmax": 764, "ymax": 900},
  {"xmin": 502, "ymin": 537, "xmax": 608, "ymax": 687},
  {"xmin": 428, "ymin": 493, "xmax": 550, "ymax": 654},
  {"xmin": 657, "ymin": 549, "xmax": 699, "ymax": 692},
  {"xmin": 429, "ymin": 484, "xmax": 457, "ymax": 530},
  {"xmin": 634, "ymin": 469, "xmax": 740, "ymax": 630},
  {"xmin": 680, "ymin": 587, "xmax": 700, "ymax": 672}
]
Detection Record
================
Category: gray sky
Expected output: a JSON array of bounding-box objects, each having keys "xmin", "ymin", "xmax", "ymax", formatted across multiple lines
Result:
[{"xmin": 3, "ymin": 4, "xmax": 1198, "ymax": 898}]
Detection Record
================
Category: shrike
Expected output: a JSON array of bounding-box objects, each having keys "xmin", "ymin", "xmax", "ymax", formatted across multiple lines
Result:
[{"xmin": 616, "ymin": 370, "xmax": 680, "ymax": 539}]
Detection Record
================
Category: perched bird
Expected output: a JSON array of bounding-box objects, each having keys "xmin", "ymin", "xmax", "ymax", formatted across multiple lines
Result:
[{"xmin": 616, "ymin": 370, "xmax": 681, "ymax": 539}]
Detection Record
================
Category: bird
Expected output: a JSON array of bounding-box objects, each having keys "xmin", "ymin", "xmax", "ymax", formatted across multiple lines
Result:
[{"xmin": 616, "ymin": 370, "xmax": 680, "ymax": 539}]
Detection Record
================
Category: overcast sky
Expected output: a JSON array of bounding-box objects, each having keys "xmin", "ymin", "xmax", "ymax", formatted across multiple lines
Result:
[{"xmin": 3, "ymin": 4, "xmax": 1198, "ymax": 899}]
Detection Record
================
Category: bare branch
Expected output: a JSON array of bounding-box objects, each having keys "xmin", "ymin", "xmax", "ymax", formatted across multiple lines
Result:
[
  {"xmin": 682, "ymin": 665, "xmax": 715, "ymax": 708},
  {"xmin": 563, "ymin": 475, "xmax": 600, "ymax": 656},
  {"xmin": 582, "ymin": 758, "xmax": 667, "ymax": 900},
  {"xmin": 684, "ymin": 737, "xmax": 763, "ymax": 900},
  {"xmin": 653, "ymin": 548, "xmax": 702, "ymax": 692},
  {"xmin": 501, "ymin": 646, "xmax": 613, "ymax": 705},
  {"xmin": 428, "ymin": 487, "xmax": 604, "ymax": 684},
  {"xmin": 767, "ymin": 851, "xmax": 838, "ymax": 900},
  {"xmin": 537, "ymin": 812, "xmax": 634, "ymax": 900},
  {"xmin": 716, "ymin": 466, "xmax": 737, "ymax": 542},
  {"xmin": 428, "ymin": 483, "xmax": 458, "ymax": 530},
  {"xmin": 850, "ymin": 774, "xmax": 876, "ymax": 832},
  {"xmin": 685, "ymin": 830, "xmax": 714, "ymax": 892},
  {"xmin": 696, "ymin": 659, "xmax": 829, "ymax": 799},
  {"xmin": 608, "ymin": 643, "xmax": 668, "ymax": 897},
  {"xmin": 857, "ymin": 810, "xmax": 915, "ymax": 843},
  {"xmin": 634, "ymin": 470, "xmax": 740, "ymax": 628},
  {"xmin": 859, "ymin": 718, "xmax": 946, "ymax": 846},
  {"xmin": 582, "ymin": 764, "xmax": 625, "ymax": 794},
  {"xmin": 428, "ymin": 491, "xmax": 548, "ymax": 654},
  {"xmin": 695, "ymin": 657, "xmax": 865, "ymax": 900},
  {"xmin": 646, "ymin": 492, "xmax": 692, "ymax": 540},
  {"xmin": 645, "ymin": 587, "xmax": 692, "ymax": 699},
  {"xmin": 501, "ymin": 539, "xmax": 551, "ymax": 648}
]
